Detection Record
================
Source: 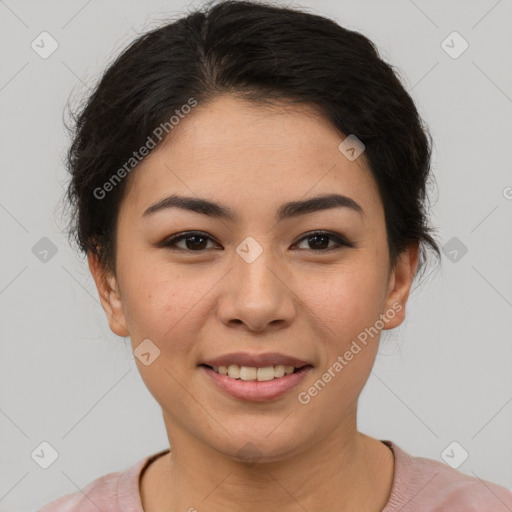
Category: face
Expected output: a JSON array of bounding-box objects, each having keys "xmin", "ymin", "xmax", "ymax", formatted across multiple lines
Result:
[{"xmin": 90, "ymin": 95, "xmax": 418, "ymax": 462}]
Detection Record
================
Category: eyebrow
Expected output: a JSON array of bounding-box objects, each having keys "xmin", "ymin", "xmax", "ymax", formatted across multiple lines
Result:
[{"xmin": 142, "ymin": 193, "xmax": 364, "ymax": 222}]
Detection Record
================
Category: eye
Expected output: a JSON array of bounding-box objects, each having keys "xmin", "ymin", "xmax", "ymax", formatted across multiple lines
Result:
[
  {"xmin": 292, "ymin": 231, "xmax": 354, "ymax": 252},
  {"xmin": 161, "ymin": 231, "xmax": 220, "ymax": 251},
  {"xmin": 160, "ymin": 230, "xmax": 354, "ymax": 253}
]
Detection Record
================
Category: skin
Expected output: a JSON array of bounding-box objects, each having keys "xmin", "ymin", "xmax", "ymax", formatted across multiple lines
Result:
[{"xmin": 89, "ymin": 94, "xmax": 419, "ymax": 511}]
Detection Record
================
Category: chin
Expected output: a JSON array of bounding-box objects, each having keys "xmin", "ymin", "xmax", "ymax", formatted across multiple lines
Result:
[{"xmin": 209, "ymin": 429, "xmax": 309, "ymax": 465}]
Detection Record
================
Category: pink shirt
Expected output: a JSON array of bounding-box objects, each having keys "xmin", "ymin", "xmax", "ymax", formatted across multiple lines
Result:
[{"xmin": 38, "ymin": 440, "xmax": 512, "ymax": 511}]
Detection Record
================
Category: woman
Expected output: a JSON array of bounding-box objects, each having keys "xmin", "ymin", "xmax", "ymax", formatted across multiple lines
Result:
[{"xmin": 39, "ymin": 1, "xmax": 512, "ymax": 510}]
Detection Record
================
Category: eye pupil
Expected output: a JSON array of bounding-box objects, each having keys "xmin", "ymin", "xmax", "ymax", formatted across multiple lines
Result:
[
  {"xmin": 309, "ymin": 234, "xmax": 329, "ymax": 250},
  {"xmin": 186, "ymin": 235, "xmax": 208, "ymax": 250}
]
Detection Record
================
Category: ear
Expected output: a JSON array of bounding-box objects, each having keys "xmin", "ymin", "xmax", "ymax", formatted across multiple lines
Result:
[
  {"xmin": 87, "ymin": 250, "xmax": 129, "ymax": 337},
  {"xmin": 382, "ymin": 242, "xmax": 419, "ymax": 330}
]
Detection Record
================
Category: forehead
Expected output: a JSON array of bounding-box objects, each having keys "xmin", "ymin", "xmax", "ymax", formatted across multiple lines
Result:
[{"xmin": 120, "ymin": 95, "xmax": 381, "ymax": 222}]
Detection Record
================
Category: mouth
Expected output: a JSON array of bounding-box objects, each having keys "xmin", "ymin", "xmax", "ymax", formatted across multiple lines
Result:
[
  {"xmin": 199, "ymin": 363, "xmax": 309, "ymax": 381},
  {"xmin": 198, "ymin": 352, "xmax": 313, "ymax": 401}
]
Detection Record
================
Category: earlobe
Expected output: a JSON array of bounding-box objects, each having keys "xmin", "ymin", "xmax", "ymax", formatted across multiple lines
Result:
[
  {"xmin": 87, "ymin": 251, "xmax": 129, "ymax": 338},
  {"xmin": 383, "ymin": 242, "xmax": 420, "ymax": 330}
]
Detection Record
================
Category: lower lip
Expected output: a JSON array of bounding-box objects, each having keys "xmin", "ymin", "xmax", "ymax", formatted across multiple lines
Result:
[{"xmin": 200, "ymin": 365, "xmax": 312, "ymax": 402}]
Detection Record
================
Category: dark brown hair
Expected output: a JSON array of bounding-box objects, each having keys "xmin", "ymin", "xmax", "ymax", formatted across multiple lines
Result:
[{"xmin": 63, "ymin": 0, "xmax": 440, "ymax": 283}]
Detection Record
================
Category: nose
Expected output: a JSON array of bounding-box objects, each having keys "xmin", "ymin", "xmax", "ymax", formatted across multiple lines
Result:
[{"xmin": 216, "ymin": 246, "xmax": 296, "ymax": 333}]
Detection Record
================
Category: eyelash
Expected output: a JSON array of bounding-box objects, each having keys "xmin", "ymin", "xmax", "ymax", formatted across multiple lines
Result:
[{"xmin": 160, "ymin": 230, "xmax": 354, "ymax": 253}]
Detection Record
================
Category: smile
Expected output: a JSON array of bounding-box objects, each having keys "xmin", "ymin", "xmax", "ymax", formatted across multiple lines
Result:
[
  {"xmin": 200, "ymin": 364, "xmax": 312, "ymax": 402},
  {"xmin": 203, "ymin": 364, "xmax": 302, "ymax": 381}
]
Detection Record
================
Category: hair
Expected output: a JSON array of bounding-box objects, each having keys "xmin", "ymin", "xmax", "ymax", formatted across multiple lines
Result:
[{"xmin": 63, "ymin": 0, "xmax": 441, "ymax": 285}]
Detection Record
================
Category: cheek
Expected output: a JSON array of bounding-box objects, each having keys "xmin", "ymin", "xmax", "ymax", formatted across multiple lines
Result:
[
  {"xmin": 295, "ymin": 262, "xmax": 386, "ymax": 393},
  {"xmin": 298, "ymin": 263, "xmax": 385, "ymax": 334},
  {"xmin": 117, "ymin": 259, "xmax": 185, "ymax": 340},
  {"xmin": 121, "ymin": 267, "xmax": 204, "ymax": 394},
  {"xmin": 306, "ymin": 276, "xmax": 383, "ymax": 404}
]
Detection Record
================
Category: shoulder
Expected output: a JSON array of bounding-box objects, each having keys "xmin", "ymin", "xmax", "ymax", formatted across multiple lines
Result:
[
  {"xmin": 383, "ymin": 440, "xmax": 512, "ymax": 512},
  {"xmin": 36, "ymin": 451, "xmax": 160, "ymax": 512},
  {"xmin": 37, "ymin": 472, "xmax": 122, "ymax": 512}
]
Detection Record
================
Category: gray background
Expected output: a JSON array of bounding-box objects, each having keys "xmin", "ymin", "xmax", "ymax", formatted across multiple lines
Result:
[{"xmin": 1, "ymin": 0, "xmax": 511, "ymax": 510}]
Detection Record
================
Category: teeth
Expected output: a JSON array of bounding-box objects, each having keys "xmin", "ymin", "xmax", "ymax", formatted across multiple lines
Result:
[
  {"xmin": 274, "ymin": 365, "xmax": 286, "ymax": 378},
  {"xmin": 227, "ymin": 364, "xmax": 240, "ymax": 379},
  {"xmin": 257, "ymin": 367, "xmax": 276, "ymax": 381},
  {"xmin": 240, "ymin": 366, "xmax": 257, "ymax": 380},
  {"xmin": 211, "ymin": 364, "xmax": 297, "ymax": 381}
]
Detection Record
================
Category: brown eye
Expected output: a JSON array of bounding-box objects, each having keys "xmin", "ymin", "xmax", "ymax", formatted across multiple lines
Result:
[
  {"xmin": 160, "ymin": 230, "xmax": 353, "ymax": 253},
  {"xmin": 162, "ymin": 232, "xmax": 219, "ymax": 251},
  {"xmin": 293, "ymin": 231, "xmax": 353, "ymax": 252}
]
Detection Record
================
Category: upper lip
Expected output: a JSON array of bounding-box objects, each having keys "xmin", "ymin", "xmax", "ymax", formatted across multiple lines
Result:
[{"xmin": 200, "ymin": 352, "xmax": 311, "ymax": 369}]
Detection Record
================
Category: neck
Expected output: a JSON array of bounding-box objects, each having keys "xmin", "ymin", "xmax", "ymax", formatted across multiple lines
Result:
[{"xmin": 141, "ymin": 414, "xmax": 394, "ymax": 512}]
